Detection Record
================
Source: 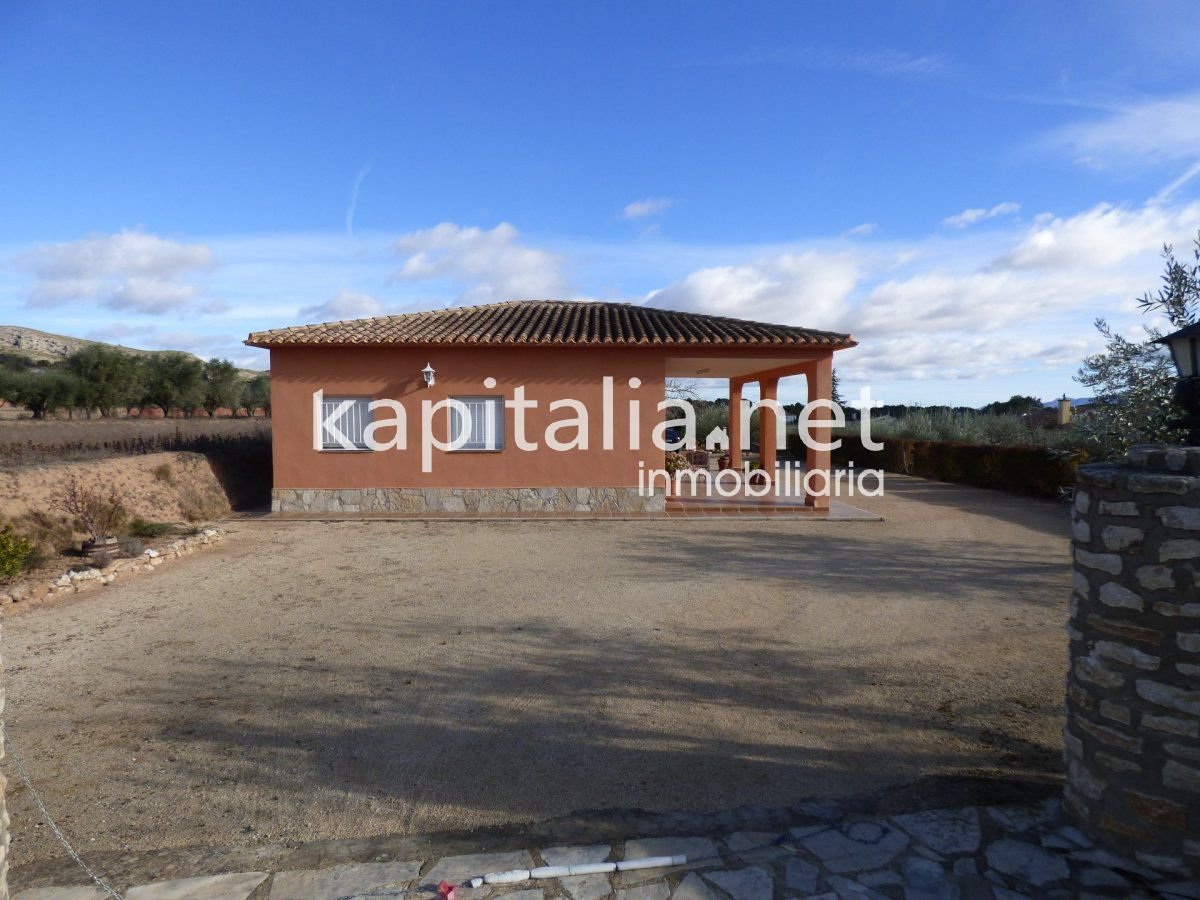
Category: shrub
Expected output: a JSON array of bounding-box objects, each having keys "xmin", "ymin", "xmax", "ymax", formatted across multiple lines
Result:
[
  {"xmin": 832, "ymin": 434, "xmax": 1088, "ymax": 499},
  {"xmin": 0, "ymin": 525, "xmax": 35, "ymax": 579},
  {"xmin": 91, "ymin": 550, "xmax": 114, "ymax": 569},
  {"xmin": 50, "ymin": 477, "xmax": 127, "ymax": 542},
  {"xmin": 128, "ymin": 517, "xmax": 174, "ymax": 538},
  {"xmin": 152, "ymin": 462, "xmax": 174, "ymax": 483},
  {"xmin": 865, "ymin": 409, "xmax": 1076, "ymax": 448},
  {"xmin": 119, "ymin": 536, "xmax": 144, "ymax": 557},
  {"xmin": 664, "ymin": 451, "xmax": 688, "ymax": 474}
]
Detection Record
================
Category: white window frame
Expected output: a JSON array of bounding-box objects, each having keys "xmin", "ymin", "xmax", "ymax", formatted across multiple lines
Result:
[
  {"xmin": 320, "ymin": 395, "xmax": 372, "ymax": 451},
  {"xmin": 448, "ymin": 396, "xmax": 505, "ymax": 452}
]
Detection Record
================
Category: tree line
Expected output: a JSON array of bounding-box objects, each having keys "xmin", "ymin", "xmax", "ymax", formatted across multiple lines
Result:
[{"xmin": 0, "ymin": 345, "xmax": 271, "ymax": 419}]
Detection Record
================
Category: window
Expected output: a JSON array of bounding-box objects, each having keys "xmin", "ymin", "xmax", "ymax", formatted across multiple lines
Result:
[
  {"xmin": 449, "ymin": 396, "xmax": 504, "ymax": 451},
  {"xmin": 321, "ymin": 396, "xmax": 371, "ymax": 450}
]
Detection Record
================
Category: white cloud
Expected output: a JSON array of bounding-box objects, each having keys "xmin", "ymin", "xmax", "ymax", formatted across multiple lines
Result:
[
  {"xmin": 648, "ymin": 251, "xmax": 861, "ymax": 330},
  {"xmin": 345, "ymin": 164, "xmax": 372, "ymax": 236},
  {"xmin": 838, "ymin": 202, "xmax": 1200, "ymax": 379},
  {"xmin": 623, "ymin": 197, "xmax": 673, "ymax": 220},
  {"xmin": 1046, "ymin": 92, "xmax": 1200, "ymax": 168},
  {"xmin": 20, "ymin": 229, "xmax": 216, "ymax": 314},
  {"xmin": 300, "ymin": 289, "xmax": 385, "ymax": 321},
  {"xmin": 394, "ymin": 222, "xmax": 568, "ymax": 303},
  {"xmin": 841, "ymin": 223, "xmax": 878, "ymax": 238},
  {"xmin": 644, "ymin": 198, "xmax": 1200, "ymax": 385},
  {"xmin": 1044, "ymin": 92, "xmax": 1200, "ymax": 202},
  {"xmin": 708, "ymin": 46, "xmax": 953, "ymax": 80},
  {"xmin": 814, "ymin": 48, "xmax": 952, "ymax": 79},
  {"xmin": 997, "ymin": 201, "xmax": 1200, "ymax": 270},
  {"xmin": 84, "ymin": 323, "xmax": 157, "ymax": 343},
  {"xmin": 942, "ymin": 202, "xmax": 1020, "ymax": 228},
  {"xmin": 11, "ymin": 192, "xmax": 1196, "ymax": 396},
  {"xmin": 854, "ymin": 266, "xmax": 1143, "ymax": 341},
  {"xmin": 135, "ymin": 330, "xmax": 263, "ymax": 368},
  {"xmin": 839, "ymin": 334, "xmax": 1090, "ymax": 383},
  {"xmin": 1153, "ymin": 160, "xmax": 1200, "ymax": 205},
  {"xmin": 850, "ymin": 201, "xmax": 1200, "ymax": 347}
]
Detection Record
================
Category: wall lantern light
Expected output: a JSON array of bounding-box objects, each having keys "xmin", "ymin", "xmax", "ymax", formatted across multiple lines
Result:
[
  {"xmin": 1155, "ymin": 321, "xmax": 1200, "ymax": 444},
  {"xmin": 421, "ymin": 363, "xmax": 436, "ymax": 387}
]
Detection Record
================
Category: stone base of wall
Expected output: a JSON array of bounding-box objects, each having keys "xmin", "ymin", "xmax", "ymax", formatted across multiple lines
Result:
[{"xmin": 272, "ymin": 487, "xmax": 665, "ymax": 515}]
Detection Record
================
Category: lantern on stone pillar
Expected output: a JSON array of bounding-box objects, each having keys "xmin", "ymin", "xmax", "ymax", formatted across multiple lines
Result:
[{"xmin": 1155, "ymin": 321, "xmax": 1200, "ymax": 445}]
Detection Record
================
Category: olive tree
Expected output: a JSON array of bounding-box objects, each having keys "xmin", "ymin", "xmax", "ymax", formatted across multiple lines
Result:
[
  {"xmin": 142, "ymin": 352, "xmax": 204, "ymax": 416},
  {"xmin": 7, "ymin": 371, "xmax": 82, "ymax": 418},
  {"xmin": 1076, "ymin": 233, "xmax": 1199, "ymax": 458},
  {"xmin": 200, "ymin": 358, "xmax": 242, "ymax": 416},
  {"xmin": 64, "ymin": 345, "xmax": 142, "ymax": 416},
  {"xmin": 242, "ymin": 373, "xmax": 271, "ymax": 415}
]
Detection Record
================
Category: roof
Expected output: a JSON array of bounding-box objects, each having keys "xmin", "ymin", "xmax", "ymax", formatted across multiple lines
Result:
[
  {"xmin": 1156, "ymin": 321, "xmax": 1200, "ymax": 343},
  {"xmin": 245, "ymin": 300, "xmax": 855, "ymax": 349}
]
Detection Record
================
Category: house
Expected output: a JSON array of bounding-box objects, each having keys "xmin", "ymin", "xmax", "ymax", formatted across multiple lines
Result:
[
  {"xmin": 245, "ymin": 300, "xmax": 856, "ymax": 515},
  {"xmin": 705, "ymin": 426, "xmax": 729, "ymax": 452}
]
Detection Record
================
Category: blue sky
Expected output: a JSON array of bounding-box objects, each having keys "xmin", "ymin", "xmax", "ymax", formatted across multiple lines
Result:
[{"xmin": 3, "ymin": 1, "xmax": 1200, "ymax": 405}]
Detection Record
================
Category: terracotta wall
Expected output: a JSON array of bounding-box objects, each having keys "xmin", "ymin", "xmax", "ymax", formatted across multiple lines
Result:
[{"xmin": 269, "ymin": 345, "xmax": 669, "ymax": 489}]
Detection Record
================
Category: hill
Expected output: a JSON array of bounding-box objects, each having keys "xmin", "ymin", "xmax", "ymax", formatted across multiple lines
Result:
[
  {"xmin": 0, "ymin": 326, "xmax": 261, "ymax": 376},
  {"xmin": 0, "ymin": 325, "xmax": 203, "ymax": 365}
]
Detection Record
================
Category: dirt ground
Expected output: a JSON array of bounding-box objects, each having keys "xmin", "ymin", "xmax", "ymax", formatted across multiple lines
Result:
[
  {"xmin": 1, "ymin": 475, "xmax": 1071, "ymax": 879},
  {"xmin": 0, "ymin": 451, "xmax": 231, "ymax": 527}
]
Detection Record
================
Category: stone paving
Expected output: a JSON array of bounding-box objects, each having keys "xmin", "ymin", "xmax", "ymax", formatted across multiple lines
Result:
[{"xmin": 12, "ymin": 799, "xmax": 1199, "ymax": 900}]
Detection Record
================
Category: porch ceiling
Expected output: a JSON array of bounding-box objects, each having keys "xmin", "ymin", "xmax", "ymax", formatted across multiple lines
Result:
[{"xmin": 665, "ymin": 356, "xmax": 811, "ymax": 379}]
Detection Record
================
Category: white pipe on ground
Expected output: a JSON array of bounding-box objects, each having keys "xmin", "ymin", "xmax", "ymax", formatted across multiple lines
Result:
[
  {"xmin": 482, "ymin": 869, "xmax": 530, "ymax": 885},
  {"xmin": 567, "ymin": 862, "xmax": 617, "ymax": 876},
  {"xmin": 617, "ymin": 856, "xmax": 687, "ymax": 871},
  {"xmin": 530, "ymin": 866, "xmax": 572, "ymax": 879},
  {"xmin": 467, "ymin": 855, "xmax": 686, "ymax": 888}
]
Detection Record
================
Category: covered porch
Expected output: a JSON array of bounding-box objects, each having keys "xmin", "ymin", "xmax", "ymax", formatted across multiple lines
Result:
[{"xmin": 665, "ymin": 349, "xmax": 838, "ymax": 510}]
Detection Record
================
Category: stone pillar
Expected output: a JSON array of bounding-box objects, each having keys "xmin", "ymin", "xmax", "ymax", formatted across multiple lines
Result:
[{"xmin": 1066, "ymin": 445, "xmax": 1200, "ymax": 879}]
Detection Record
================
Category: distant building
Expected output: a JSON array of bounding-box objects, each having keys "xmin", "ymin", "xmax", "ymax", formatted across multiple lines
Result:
[
  {"xmin": 705, "ymin": 426, "xmax": 729, "ymax": 451},
  {"xmin": 1024, "ymin": 395, "xmax": 1094, "ymax": 430}
]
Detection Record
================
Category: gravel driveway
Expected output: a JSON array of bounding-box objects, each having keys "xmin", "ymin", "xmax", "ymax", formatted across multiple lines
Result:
[{"xmin": 1, "ymin": 475, "xmax": 1071, "ymax": 880}]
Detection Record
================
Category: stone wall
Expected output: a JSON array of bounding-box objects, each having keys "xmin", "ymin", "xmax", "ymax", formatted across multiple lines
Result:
[
  {"xmin": 1066, "ymin": 444, "xmax": 1200, "ymax": 878},
  {"xmin": 272, "ymin": 487, "xmax": 665, "ymax": 515}
]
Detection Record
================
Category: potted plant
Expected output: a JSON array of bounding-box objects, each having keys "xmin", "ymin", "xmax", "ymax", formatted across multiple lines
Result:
[{"xmin": 51, "ymin": 477, "xmax": 126, "ymax": 556}]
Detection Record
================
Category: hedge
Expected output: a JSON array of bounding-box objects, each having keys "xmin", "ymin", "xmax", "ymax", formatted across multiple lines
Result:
[{"xmin": 825, "ymin": 434, "xmax": 1087, "ymax": 499}]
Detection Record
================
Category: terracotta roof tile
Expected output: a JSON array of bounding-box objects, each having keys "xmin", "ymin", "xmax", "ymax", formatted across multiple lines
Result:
[{"xmin": 245, "ymin": 300, "xmax": 855, "ymax": 349}]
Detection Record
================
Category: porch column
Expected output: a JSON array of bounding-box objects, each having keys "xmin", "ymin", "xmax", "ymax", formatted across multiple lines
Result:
[
  {"xmin": 804, "ymin": 355, "xmax": 833, "ymax": 509},
  {"xmin": 728, "ymin": 379, "xmax": 744, "ymax": 469},
  {"xmin": 758, "ymin": 376, "xmax": 779, "ymax": 482}
]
